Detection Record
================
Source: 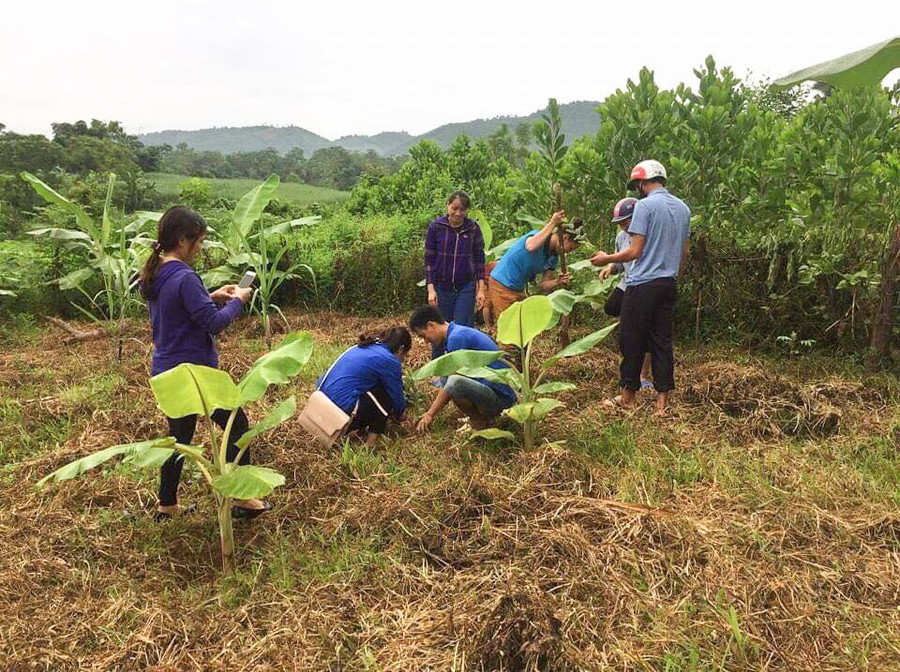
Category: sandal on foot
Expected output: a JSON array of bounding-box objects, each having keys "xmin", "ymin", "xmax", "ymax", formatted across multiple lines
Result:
[
  {"xmin": 640, "ymin": 379, "xmax": 654, "ymax": 390},
  {"xmin": 231, "ymin": 502, "xmax": 273, "ymax": 520},
  {"xmin": 153, "ymin": 504, "xmax": 197, "ymax": 524}
]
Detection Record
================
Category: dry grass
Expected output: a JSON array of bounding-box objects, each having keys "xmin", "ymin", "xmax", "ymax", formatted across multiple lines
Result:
[{"xmin": 2, "ymin": 312, "xmax": 900, "ymax": 670}]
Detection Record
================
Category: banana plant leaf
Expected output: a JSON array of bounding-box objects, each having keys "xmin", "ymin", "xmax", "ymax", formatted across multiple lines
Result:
[
  {"xmin": 774, "ymin": 36, "xmax": 900, "ymax": 89},
  {"xmin": 238, "ymin": 332, "xmax": 314, "ymax": 404},
  {"xmin": 235, "ymin": 396, "xmax": 298, "ymax": 449},
  {"xmin": 201, "ymin": 266, "xmax": 239, "ymax": 288},
  {"xmin": 497, "ymin": 295, "xmax": 554, "ymax": 347},
  {"xmin": 100, "ymin": 173, "xmax": 116, "ymax": 248},
  {"xmin": 412, "ymin": 349, "xmax": 506, "ymax": 381},
  {"xmin": 150, "ymin": 364, "xmax": 241, "ymax": 417},
  {"xmin": 546, "ymin": 322, "xmax": 618, "ymax": 365},
  {"xmin": 230, "ymin": 173, "xmax": 280, "ymax": 251},
  {"xmin": 263, "ymin": 215, "xmax": 322, "ymax": 236},
  {"xmin": 470, "ymin": 209, "xmax": 493, "ymax": 251},
  {"xmin": 21, "ymin": 172, "xmax": 100, "ymax": 242},
  {"xmin": 56, "ymin": 267, "xmax": 95, "ymax": 290},
  {"xmin": 470, "ymin": 428, "xmax": 515, "ymax": 441},
  {"xmin": 533, "ymin": 381, "xmax": 577, "ymax": 395},
  {"xmin": 36, "ymin": 437, "xmax": 176, "ymax": 487},
  {"xmin": 27, "ymin": 228, "xmax": 93, "ymax": 246},
  {"xmin": 213, "ymin": 465, "xmax": 285, "ymax": 499},
  {"xmin": 456, "ymin": 365, "xmax": 522, "ymax": 390}
]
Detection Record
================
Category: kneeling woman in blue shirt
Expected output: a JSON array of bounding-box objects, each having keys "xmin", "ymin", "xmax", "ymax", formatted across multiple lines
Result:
[
  {"xmin": 317, "ymin": 327, "xmax": 411, "ymax": 446},
  {"xmin": 140, "ymin": 206, "xmax": 269, "ymax": 522}
]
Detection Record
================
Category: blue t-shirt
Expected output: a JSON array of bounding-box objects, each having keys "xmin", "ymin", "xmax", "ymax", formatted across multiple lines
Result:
[
  {"xmin": 318, "ymin": 343, "xmax": 406, "ymax": 417},
  {"xmin": 445, "ymin": 322, "xmax": 516, "ymax": 405},
  {"xmin": 490, "ymin": 230, "xmax": 558, "ymax": 292},
  {"xmin": 626, "ymin": 188, "xmax": 691, "ymax": 287}
]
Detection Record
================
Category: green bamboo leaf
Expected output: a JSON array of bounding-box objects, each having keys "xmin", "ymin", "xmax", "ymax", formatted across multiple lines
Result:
[
  {"xmin": 213, "ymin": 465, "xmax": 285, "ymax": 499},
  {"xmin": 546, "ymin": 322, "xmax": 618, "ymax": 365},
  {"xmin": 36, "ymin": 437, "xmax": 176, "ymax": 487},
  {"xmin": 230, "ymin": 174, "xmax": 280, "ymax": 249},
  {"xmin": 497, "ymin": 295, "xmax": 554, "ymax": 348},
  {"xmin": 150, "ymin": 364, "xmax": 240, "ymax": 418},
  {"xmin": 533, "ymin": 382, "xmax": 577, "ymax": 395},
  {"xmin": 235, "ymin": 396, "xmax": 297, "ymax": 450},
  {"xmin": 469, "ymin": 428, "xmax": 516, "ymax": 441},
  {"xmin": 238, "ymin": 332, "xmax": 314, "ymax": 404},
  {"xmin": 412, "ymin": 349, "xmax": 505, "ymax": 381}
]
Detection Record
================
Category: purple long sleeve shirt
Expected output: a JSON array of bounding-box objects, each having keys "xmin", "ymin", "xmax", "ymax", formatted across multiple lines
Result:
[
  {"xmin": 424, "ymin": 215, "xmax": 485, "ymax": 289},
  {"xmin": 146, "ymin": 260, "xmax": 244, "ymax": 375}
]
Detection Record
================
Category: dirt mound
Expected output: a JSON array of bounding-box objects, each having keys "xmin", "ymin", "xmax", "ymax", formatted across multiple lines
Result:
[{"xmin": 681, "ymin": 361, "xmax": 884, "ymax": 438}]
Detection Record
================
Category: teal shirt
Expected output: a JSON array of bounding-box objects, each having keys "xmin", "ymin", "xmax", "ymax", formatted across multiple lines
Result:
[
  {"xmin": 626, "ymin": 188, "xmax": 690, "ymax": 287},
  {"xmin": 490, "ymin": 231, "xmax": 558, "ymax": 291}
]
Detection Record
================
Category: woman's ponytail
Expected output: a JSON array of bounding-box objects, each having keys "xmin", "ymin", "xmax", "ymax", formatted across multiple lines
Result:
[
  {"xmin": 139, "ymin": 206, "xmax": 207, "ymax": 300},
  {"xmin": 357, "ymin": 327, "xmax": 412, "ymax": 355}
]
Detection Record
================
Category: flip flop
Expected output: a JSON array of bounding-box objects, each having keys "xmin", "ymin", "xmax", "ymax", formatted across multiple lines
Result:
[
  {"xmin": 640, "ymin": 379, "xmax": 654, "ymax": 390},
  {"xmin": 152, "ymin": 503, "xmax": 197, "ymax": 524},
  {"xmin": 231, "ymin": 501, "xmax": 274, "ymax": 520}
]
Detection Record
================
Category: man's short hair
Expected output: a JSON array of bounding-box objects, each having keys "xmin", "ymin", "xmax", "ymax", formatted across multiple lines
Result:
[{"xmin": 409, "ymin": 305, "xmax": 446, "ymax": 331}]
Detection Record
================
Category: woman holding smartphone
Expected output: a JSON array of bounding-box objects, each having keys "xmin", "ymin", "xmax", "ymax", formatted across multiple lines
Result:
[{"xmin": 139, "ymin": 205, "xmax": 269, "ymax": 522}]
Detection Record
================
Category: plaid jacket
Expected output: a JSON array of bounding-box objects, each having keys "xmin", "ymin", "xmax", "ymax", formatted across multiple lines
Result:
[{"xmin": 424, "ymin": 215, "xmax": 485, "ymax": 289}]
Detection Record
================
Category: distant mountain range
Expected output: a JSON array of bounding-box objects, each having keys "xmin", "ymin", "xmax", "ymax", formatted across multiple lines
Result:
[{"xmin": 137, "ymin": 101, "xmax": 603, "ymax": 157}]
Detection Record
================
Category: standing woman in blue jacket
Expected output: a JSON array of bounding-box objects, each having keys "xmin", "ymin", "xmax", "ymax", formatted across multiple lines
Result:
[
  {"xmin": 423, "ymin": 191, "xmax": 486, "ymax": 357},
  {"xmin": 139, "ymin": 206, "xmax": 269, "ymax": 522},
  {"xmin": 317, "ymin": 327, "xmax": 411, "ymax": 447}
]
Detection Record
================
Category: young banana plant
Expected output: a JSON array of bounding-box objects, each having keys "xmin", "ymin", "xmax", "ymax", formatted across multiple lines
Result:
[
  {"xmin": 37, "ymin": 332, "xmax": 314, "ymax": 575},
  {"xmin": 413, "ymin": 296, "xmax": 617, "ymax": 450}
]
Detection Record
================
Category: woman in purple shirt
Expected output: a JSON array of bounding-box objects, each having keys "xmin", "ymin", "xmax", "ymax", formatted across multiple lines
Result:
[
  {"xmin": 139, "ymin": 206, "xmax": 268, "ymax": 522},
  {"xmin": 423, "ymin": 191, "xmax": 486, "ymax": 357}
]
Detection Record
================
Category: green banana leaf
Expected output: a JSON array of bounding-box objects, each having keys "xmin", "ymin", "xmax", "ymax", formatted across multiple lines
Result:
[
  {"xmin": 150, "ymin": 364, "xmax": 241, "ymax": 418},
  {"xmin": 235, "ymin": 396, "xmax": 298, "ymax": 450},
  {"xmin": 230, "ymin": 173, "xmax": 280, "ymax": 251},
  {"xmin": 21, "ymin": 172, "xmax": 100, "ymax": 242},
  {"xmin": 774, "ymin": 36, "xmax": 900, "ymax": 89},
  {"xmin": 100, "ymin": 173, "xmax": 116, "ymax": 247},
  {"xmin": 533, "ymin": 381, "xmax": 577, "ymax": 395},
  {"xmin": 213, "ymin": 465, "xmax": 285, "ymax": 499},
  {"xmin": 456, "ymin": 365, "xmax": 522, "ymax": 390},
  {"xmin": 497, "ymin": 295, "xmax": 554, "ymax": 347},
  {"xmin": 412, "ymin": 349, "xmax": 506, "ymax": 381},
  {"xmin": 238, "ymin": 332, "xmax": 314, "ymax": 404},
  {"xmin": 37, "ymin": 437, "xmax": 176, "ymax": 487},
  {"xmin": 470, "ymin": 428, "xmax": 515, "ymax": 441},
  {"xmin": 546, "ymin": 322, "xmax": 618, "ymax": 365}
]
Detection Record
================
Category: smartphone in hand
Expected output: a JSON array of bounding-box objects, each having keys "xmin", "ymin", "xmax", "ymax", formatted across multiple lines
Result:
[{"xmin": 238, "ymin": 271, "xmax": 257, "ymax": 289}]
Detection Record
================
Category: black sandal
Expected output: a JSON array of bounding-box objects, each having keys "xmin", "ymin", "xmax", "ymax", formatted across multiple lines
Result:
[{"xmin": 231, "ymin": 502, "xmax": 273, "ymax": 520}]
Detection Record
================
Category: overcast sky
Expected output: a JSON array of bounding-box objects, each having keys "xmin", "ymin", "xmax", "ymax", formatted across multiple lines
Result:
[{"xmin": 2, "ymin": 1, "xmax": 898, "ymax": 140}]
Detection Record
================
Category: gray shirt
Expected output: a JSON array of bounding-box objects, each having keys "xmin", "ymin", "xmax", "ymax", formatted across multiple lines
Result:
[
  {"xmin": 626, "ymin": 187, "xmax": 690, "ymax": 287},
  {"xmin": 614, "ymin": 229, "xmax": 633, "ymax": 291}
]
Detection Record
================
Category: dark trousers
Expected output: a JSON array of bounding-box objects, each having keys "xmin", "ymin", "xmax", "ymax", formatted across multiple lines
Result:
[
  {"xmin": 159, "ymin": 408, "xmax": 250, "ymax": 506},
  {"xmin": 604, "ymin": 287, "xmax": 625, "ymax": 317},
  {"xmin": 433, "ymin": 281, "xmax": 476, "ymax": 358},
  {"xmin": 347, "ymin": 386, "xmax": 394, "ymax": 435},
  {"xmin": 619, "ymin": 279, "xmax": 676, "ymax": 392}
]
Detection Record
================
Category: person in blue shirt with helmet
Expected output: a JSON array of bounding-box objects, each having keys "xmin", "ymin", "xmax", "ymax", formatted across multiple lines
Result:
[
  {"xmin": 590, "ymin": 160, "xmax": 690, "ymax": 416},
  {"xmin": 409, "ymin": 305, "xmax": 516, "ymax": 433}
]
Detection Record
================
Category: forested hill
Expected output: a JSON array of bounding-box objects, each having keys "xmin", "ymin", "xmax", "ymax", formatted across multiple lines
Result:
[{"xmin": 138, "ymin": 100, "xmax": 602, "ymax": 157}]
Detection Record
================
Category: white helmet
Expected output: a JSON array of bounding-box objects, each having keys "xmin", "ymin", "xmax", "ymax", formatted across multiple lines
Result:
[{"xmin": 628, "ymin": 160, "xmax": 667, "ymax": 189}]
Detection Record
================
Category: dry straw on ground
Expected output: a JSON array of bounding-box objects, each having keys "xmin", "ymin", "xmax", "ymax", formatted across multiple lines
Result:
[{"xmin": 1, "ymin": 312, "xmax": 899, "ymax": 670}]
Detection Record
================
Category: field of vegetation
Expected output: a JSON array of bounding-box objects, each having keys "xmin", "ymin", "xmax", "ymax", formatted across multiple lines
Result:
[
  {"xmin": 3, "ymin": 311, "xmax": 900, "ymax": 669},
  {"xmin": 146, "ymin": 172, "xmax": 349, "ymax": 208},
  {"xmin": 2, "ymin": 47, "xmax": 900, "ymax": 669}
]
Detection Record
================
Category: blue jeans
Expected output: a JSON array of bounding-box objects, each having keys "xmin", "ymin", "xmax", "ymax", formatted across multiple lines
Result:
[
  {"xmin": 433, "ymin": 281, "xmax": 476, "ymax": 359},
  {"xmin": 444, "ymin": 374, "xmax": 510, "ymax": 420}
]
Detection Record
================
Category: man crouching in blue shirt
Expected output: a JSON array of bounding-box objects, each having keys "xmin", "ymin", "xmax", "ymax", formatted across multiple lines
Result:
[{"xmin": 410, "ymin": 305, "xmax": 516, "ymax": 433}]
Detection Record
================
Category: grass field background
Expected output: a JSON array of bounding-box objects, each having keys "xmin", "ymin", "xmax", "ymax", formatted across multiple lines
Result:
[{"xmin": 147, "ymin": 172, "xmax": 350, "ymax": 207}]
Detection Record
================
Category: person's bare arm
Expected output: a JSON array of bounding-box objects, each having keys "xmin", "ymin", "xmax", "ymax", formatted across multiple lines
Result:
[
  {"xmin": 524, "ymin": 211, "xmax": 565, "ymax": 252},
  {"xmin": 590, "ymin": 234, "xmax": 646, "ymax": 266},
  {"xmin": 416, "ymin": 388, "xmax": 452, "ymax": 433},
  {"xmin": 537, "ymin": 269, "xmax": 570, "ymax": 293}
]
